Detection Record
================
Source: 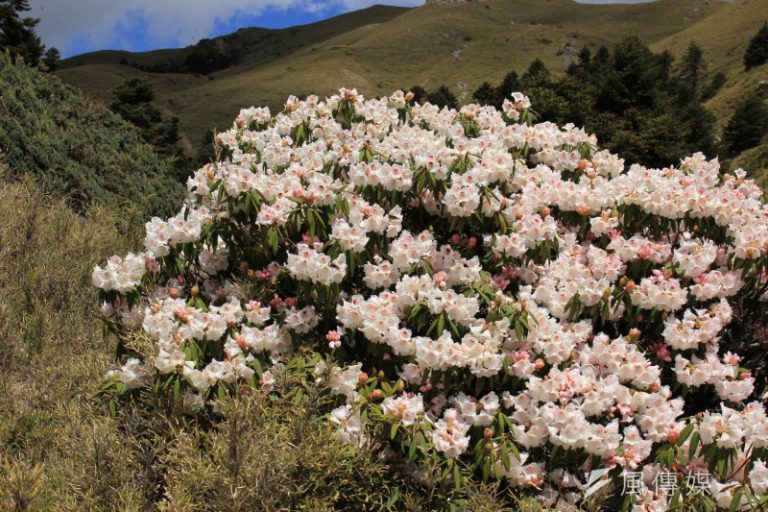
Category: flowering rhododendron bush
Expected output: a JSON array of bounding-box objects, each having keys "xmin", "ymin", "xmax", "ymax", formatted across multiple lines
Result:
[{"xmin": 94, "ymin": 89, "xmax": 768, "ymax": 511}]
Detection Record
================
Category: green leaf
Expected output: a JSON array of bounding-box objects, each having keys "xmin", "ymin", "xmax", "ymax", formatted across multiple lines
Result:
[
  {"xmin": 385, "ymin": 487, "xmax": 400, "ymax": 508},
  {"xmin": 677, "ymin": 424, "xmax": 694, "ymax": 446},
  {"xmin": 266, "ymin": 228, "xmax": 279, "ymax": 253},
  {"xmin": 308, "ymin": 209, "xmax": 316, "ymax": 235},
  {"xmin": 669, "ymin": 488, "xmax": 680, "ymax": 508},
  {"xmin": 408, "ymin": 438, "xmax": 417, "ymax": 461},
  {"xmin": 689, "ymin": 431, "xmax": 701, "ymax": 459},
  {"xmin": 729, "ymin": 488, "xmax": 742, "ymax": 512},
  {"xmin": 514, "ymin": 322, "xmax": 525, "ymax": 342},
  {"xmin": 501, "ymin": 444, "xmax": 511, "ymax": 471},
  {"xmin": 508, "ymin": 441, "xmax": 521, "ymax": 461},
  {"xmin": 453, "ymin": 463, "xmax": 462, "ymax": 490}
]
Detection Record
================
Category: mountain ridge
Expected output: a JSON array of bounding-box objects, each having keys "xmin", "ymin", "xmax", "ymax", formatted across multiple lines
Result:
[{"xmin": 57, "ymin": 0, "xmax": 768, "ymax": 171}]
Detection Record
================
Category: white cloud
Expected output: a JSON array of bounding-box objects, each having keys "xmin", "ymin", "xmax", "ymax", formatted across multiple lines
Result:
[{"xmin": 29, "ymin": 0, "xmax": 423, "ymax": 56}]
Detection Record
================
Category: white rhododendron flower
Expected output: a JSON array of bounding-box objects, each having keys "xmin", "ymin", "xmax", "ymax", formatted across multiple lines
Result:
[{"xmin": 94, "ymin": 89, "xmax": 768, "ymax": 508}]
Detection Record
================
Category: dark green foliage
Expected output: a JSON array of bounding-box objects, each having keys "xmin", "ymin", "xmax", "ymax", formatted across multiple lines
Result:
[
  {"xmin": 406, "ymin": 84, "xmax": 459, "ymax": 109},
  {"xmin": 679, "ymin": 42, "xmax": 705, "ymax": 101},
  {"xmin": 195, "ymin": 128, "xmax": 217, "ymax": 167},
  {"xmin": 521, "ymin": 58, "xmax": 550, "ymax": 86},
  {"xmin": 472, "ymin": 81, "xmax": 496, "ymax": 105},
  {"xmin": 473, "ymin": 37, "xmax": 720, "ymax": 168},
  {"xmin": 702, "ymin": 71, "xmax": 726, "ymax": 101},
  {"xmin": 472, "ymin": 71, "xmax": 522, "ymax": 110},
  {"xmin": 744, "ymin": 22, "xmax": 768, "ymax": 70},
  {"xmin": 722, "ymin": 92, "xmax": 768, "ymax": 157},
  {"xmin": 408, "ymin": 84, "xmax": 427, "ymax": 103},
  {"xmin": 124, "ymin": 37, "xmax": 240, "ymax": 75},
  {"xmin": 110, "ymin": 78, "xmax": 186, "ymax": 178},
  {"xmin": 41, "ymin": 46, "xmax": 59, "ymax": 71},
  {"xmin": 0, "ymin": 0, "xmax": 43, "ymax": 64},
  {"xmin": 495, "ymin": 71, "xmax": 520, "ymax": 106},
  {"xmin": 427, "ymin": 85, "xmax": 458, "ymax": 109},
  {"xmin": 595, "ymin": 37, "xmax": 662, "ymax": 111},
  {"xmin": 0, "ymin": 55, "xmax": 184, "ymax": 216},
  {"xmin": 184, "ymin": 39, "xmax": 235, "ymax": 75}
]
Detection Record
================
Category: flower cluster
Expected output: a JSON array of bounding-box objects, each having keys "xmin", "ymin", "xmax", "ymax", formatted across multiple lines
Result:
[{"xmin": 95, "ymin": 89, "xmax": 768, "ymax": 510}]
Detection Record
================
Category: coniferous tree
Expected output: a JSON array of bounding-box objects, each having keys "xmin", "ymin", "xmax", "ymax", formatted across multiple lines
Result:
[
  {"xmin": 702, "ymin": 71, "xmax": 727, "ymax": 101},
  {"xmin": 111, "ymin": 78, "xmax": 159, "ymax": 130},
  {"xmin": 110, "ymin": 78, "xmax": 182, "ymax": 172},
  {"xmin": 0, "ymin": 0, "xmax": 44, "ymax": 63},
  {"xmin": 593, "ymin": 45, "xmax": 611, "ymax": 69},
  {"xmin": 656, "ymin": 50, "xmax": 674, "ymax": 85},
  {"xmin": 722, "ymin": 92, "xmax": 768, "ymax": 156},
  {"xmin": 578, "ymin": 47, "xmax": 592, "ymax": 67},
  {"xmin": 472, "ymin": 81, "xmax": 496, "ymax": 106},
  {"xmin": 480, "ymin": 36, "xmax": 718, "ymax": 167},
  {"xmin": 494, "ymin": 71, "xmax": 520, "ymax": 107},
  {"xmin": 681, "ymin": 102, "xmax": 718, "ymax": 157},
  {"xmin": 744, "ymin": 23, "xmax": 768, "ymax": 70},
  {"xmin": 600, "ymin": 36, "xmax": 660, "ymax": 112},
  {"xmin": 406, "ymin": 85, "xmax": 427, "ymax": 104},
  {"xmin": 567, "ymin": 48, "xmax": 593, "ymax": 82},
  {"xmin": 427, "ymin": 85, "xmax": 458, "ymax": 109},
  {"xmin": 680, "ymin": 42, "xmax": 705, "ymax": 100},
  {"xmin": 521, "ymin": 59, "xmax": 550, "ymax": 86},
  {"xmin": 42, "ymin": 46, "xmax": 60, "ymax": 71}
]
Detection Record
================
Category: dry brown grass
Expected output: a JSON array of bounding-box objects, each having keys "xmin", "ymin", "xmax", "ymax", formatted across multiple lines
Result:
[
  {"xmin": 0, "ymin": 162, "xmax": 147, "ymax": 510},
  {"xmin": 0, "ymin": 163, "xmax": 536, "ymax": 511}
]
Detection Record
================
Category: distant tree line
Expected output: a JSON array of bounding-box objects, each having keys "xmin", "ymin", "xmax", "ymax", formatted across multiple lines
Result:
[
  {"xmin": 410, "ymin": 34, "xmax": 768, "ymax": 168},
  {"xmin": 118, "ymin": 36, "xmax": 257, "ymax": 76}
]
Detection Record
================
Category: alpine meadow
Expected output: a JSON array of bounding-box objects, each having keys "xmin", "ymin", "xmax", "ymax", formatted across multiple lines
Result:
[{"xmin": 1, "ymin": 0, "xmax": 768, "ymax": 511}]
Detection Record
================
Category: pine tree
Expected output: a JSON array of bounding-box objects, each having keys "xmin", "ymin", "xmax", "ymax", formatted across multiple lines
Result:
[
  {"xmin": 472, "ymin": 82, "xmax": 496, "ymax": 106},
  {"xmin": 42, "ymin": 46, "xmax": 60, "ymax": 71},
  {"xmin": 110, "ymin": 78, "xmax": 181, "ymax": 165},
  {"xmin": 0, "ymin": 0, "xmax": 44, "ymax": 63},
  {"xmin": 495, "ymin": 71, "xmax": 520, "ymax": 105},
  {"xmin": 427, "ymin": 85, "xmax": 458, "ymax": 109},
  {"xmin": 744, "ymin": 23, "xmax": 768, "ymax": 70},
  {"xmin": 722, "ymin": 92, "xmax": 768, "ymax": 156},
  {"xmin": 110, "ymin": 78, "xmax": 159, "ymax": 130},
  {"xmin": 702, "ymin": 71, "xmax": 726, "ymax": 101},
  {"xmin": 680, "ymin": 42, "xmax": 705, "ymax": 100},
  {"xmin": 521, "ymin": 59, "xmax": 550, "ymax": 86},
  {"xmin": 593, "ymin": 45, "xmax": 611, "ymax": 68},
  {"xmin": 408, "ymin": 85, "xmax": 427, "ymax": 104},
  {"xmin": 578, "ymin": 47, "xmax": 592, "ymax": 68},
  {"xmin": 600, "ymin": 36, "xmax": 661, "ymax": 112}
]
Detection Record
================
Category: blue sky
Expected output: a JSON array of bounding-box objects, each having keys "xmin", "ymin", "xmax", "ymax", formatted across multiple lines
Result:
[{"xmin": 30, "ymin": 0, "xmax": 654, "ymax": 58}]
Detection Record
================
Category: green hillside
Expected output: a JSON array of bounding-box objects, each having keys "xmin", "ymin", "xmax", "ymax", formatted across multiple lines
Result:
[
  {"xmin": 0, "ymin": 55, "xmax": 184, "ymax": 216},
  {"xmin": 57, "ymin": 0, "xmax": 768, "ymax": 172},
  {"xmin": 650, "ymin": 0, "xmax": 768, "ymax": 122},
  {"xmin": 62, "ymin": 5, "xmax": 409, "ymax": 71}
]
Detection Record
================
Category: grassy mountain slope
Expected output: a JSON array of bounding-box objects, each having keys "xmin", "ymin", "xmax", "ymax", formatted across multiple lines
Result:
[
  {"xmin": 58, "ymin": 0, "xmax": 739, "ymax": 146},
  {"xmin": 650, "ymin": 0, "xmax": 768, "ymax": 122},
  {"xmin": 0, "ymin": 55, "xmax": 184, "ymax": 216},
  {"xmin": 61, "ymin": 5, "xmax": 409, "ymax": 72},
  {"xmin": 57, "ymin": 0, "xmax": 768, "ymax": 182}
]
